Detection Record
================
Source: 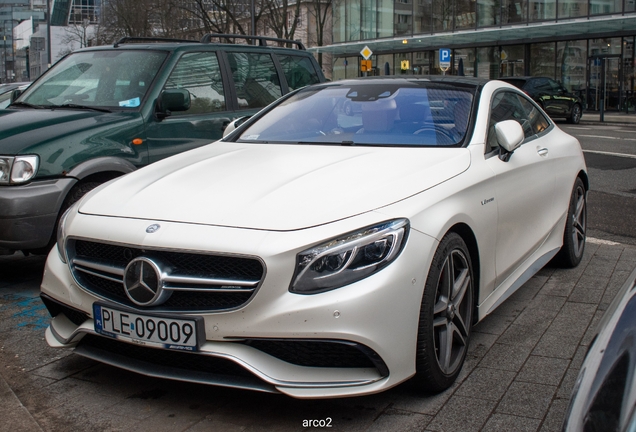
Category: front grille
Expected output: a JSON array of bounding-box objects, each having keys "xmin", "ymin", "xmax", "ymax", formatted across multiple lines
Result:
[
  {"xmin": 68, "ymin": 239, "xmax": 264, "ymax": 312},
  {"xmin": 244, "ymin": 339, "xmax": 388, "ymax": 375}
]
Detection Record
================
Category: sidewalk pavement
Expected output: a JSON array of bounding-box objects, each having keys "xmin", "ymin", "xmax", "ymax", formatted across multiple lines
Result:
[{"xmin": 579, "ymin": 111, "xmax": 636, "ymax": 125}]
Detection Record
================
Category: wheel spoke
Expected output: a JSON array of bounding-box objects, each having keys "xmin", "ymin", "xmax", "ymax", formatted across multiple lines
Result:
[
  {"xmin": 452, "ymin": 267, "xmax": 469, "ymax": 307},
  {"xmin": 453, "ymin": 313, "xmax": 469, "ymax": 340},
  {"xmin": 437, "ymin": 324, "xmax": 453, "ymax": 372},
  {"xmin": 433, "ymin": 257, "xmax": 452, "ymax": 315},
  {"xmin": 574, "ymin": 194, "xmax": 585, "ymax": 226}
]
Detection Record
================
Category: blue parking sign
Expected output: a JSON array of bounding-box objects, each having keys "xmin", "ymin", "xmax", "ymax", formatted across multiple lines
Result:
[{"xmin": 439, "ymin": 48, "xmax": 451, "ymax": 68}]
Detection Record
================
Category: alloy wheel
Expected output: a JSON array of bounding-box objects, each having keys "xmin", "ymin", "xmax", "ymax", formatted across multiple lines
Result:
[
  {"xmin": 572, "ymin": 184, "xmax": 586, "ymax": 258},
  {"xmin": 432, "ymin": 249, "xmax": 472, "ymax": 375}
]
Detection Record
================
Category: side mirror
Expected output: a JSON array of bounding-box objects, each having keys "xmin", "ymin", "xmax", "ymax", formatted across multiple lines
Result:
[
  {"xmin": 10, "ymin": 89, "xmax": 22, "ymax": 103},
  {"xmin": 495, "ymin": 119, "xmax": 524, "ymax": 161},
  {"xmin": 156, "ymin": 89, "xmax": 191, "ymax": 120},
  {"xmin": 223, "ymin": 116, "xmax": 251, "ymax": 138}
]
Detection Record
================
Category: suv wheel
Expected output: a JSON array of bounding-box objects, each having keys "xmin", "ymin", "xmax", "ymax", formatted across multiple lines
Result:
[{"xmin": 568, "ymin": 104, "xmax": 582, "ymax": 124}]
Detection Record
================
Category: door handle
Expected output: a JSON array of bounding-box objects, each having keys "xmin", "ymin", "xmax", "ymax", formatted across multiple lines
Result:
[{"xmin": 537, "ymin": 147, "xmax": 548, "ymax": 156}]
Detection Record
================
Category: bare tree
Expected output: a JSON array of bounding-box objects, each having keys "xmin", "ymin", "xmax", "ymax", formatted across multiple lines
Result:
[
  {"xmin": 98, "ymin": 0, "xmax": 155, "ymax": 42},
  {"xmin": 261, "ymin": 0, "xmax": 301, "ymax": 44},
  {"xmin": 175, "ymin": 0, "xmax": 267, "ymax": 40},
  {"xmin": 60, "ymin": 19, "xmax": 96, "ymax": 49},
  {"xmin": 307, "ymin": 0, "xmax": 332, "ymax": 68}
]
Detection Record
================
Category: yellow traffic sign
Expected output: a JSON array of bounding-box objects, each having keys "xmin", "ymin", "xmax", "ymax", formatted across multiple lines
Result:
[{"xmin": 360, "ymin": 46, "xmax": 373, "ymax": 60}]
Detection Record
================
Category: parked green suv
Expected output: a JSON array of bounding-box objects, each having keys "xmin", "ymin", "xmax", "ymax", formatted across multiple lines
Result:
[{"xmin": 0, "ymin": 34, "xmax": 324, "ymax": 255}]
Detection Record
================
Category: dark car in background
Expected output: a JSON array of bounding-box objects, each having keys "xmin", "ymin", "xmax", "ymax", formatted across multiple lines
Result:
[
  {"xmin": 0, "ymin": 34, "xmax": 325, "ymax": 256},
  {"xmin": 500, "ymin": 76, "xmax": 583, "ymax": 124},
  {"xmin": 562, "ymin": 266, "xmax": 636, "ymax": 431}
]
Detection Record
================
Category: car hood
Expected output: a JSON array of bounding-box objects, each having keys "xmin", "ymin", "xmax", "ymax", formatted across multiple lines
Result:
[
  {"xmin": 79, "ymin": 142, "xmax": 471, "ymax": 231},
  {"xmin": 0, "ymin": 108, "xmax": 133, "ymax": 154}
]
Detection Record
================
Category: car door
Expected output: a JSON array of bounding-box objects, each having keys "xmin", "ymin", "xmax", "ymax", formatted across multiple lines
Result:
[
  {"xmin": 485, "ymin": 91, "xmax": 557, "ymax": 286},
  {"xmin": 547, "ymin": 78, "xmax": 574, "ymax": 115},
  {"xmin": 531, "ymin": 78, "xmax": 555, "ymax": 114},
  {"xmin": 145, "ymin": 51, "xmax": 233, "ymax": 163}
]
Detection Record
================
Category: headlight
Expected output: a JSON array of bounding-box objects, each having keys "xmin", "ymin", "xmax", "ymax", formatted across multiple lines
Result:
[
  {"xmin": 56, "ymin": 201, "xmax": 80, "ymax": 264},
  {"xmin": 290, "ymin": 219, "xmax": 409, "ymax": 294},
  {"xmin": 0, "ymin": 155, "xmax": 39, "ymax": 184}
]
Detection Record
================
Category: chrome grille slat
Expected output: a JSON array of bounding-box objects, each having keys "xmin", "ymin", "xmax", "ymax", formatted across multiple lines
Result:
[
  {"xmin": 162, "ymin": 274, "xmax": 260, "ymax": 288},
  {"xmin": 73, "ymin": 258, "xmax": 125, "ymax": 276},
  {"xmin": 75, "ymin": 266, "xmax": 125, "ymax": 284},
  {"xmin": 68, "ymin": 239, "xmax": 265, "ymax": 312}
]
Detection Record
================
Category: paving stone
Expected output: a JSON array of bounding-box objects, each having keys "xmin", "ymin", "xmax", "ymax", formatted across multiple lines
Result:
[
  {"xmin": 497, "ymin": 381, "xmax": 556, "ymax": 419},
  {"xmin": 468, "ymin": 331, "xmax": 499, "ymax": 359},
  {"xmin": 508, "ymin": 277, "xmax": 545, "ymax": 302},
  {"xmin": 391, "ymin": 386, "xmax": 454, "ymax": 416},
  {"xmin": 481, "ymin": 413, "xmax": 541, "ymax": 432},
  {"xmin": 593, "ymin": 245, "xmax": 623, "ymax": 260},
  {"xmin": 473, "ymin": 315, "xmax": 514, "ymax": 336},
  {"xmin": 516, "ymin": 356, "xmax": 570, "ymax": 386},
  {"xmin": 539, "ymin": 279, "xmax": 575, "ymax": 297},
  {"xmin": 490, "ymin": 299, "xmax": 527, "ymax": 318},
  {"xmin": 513, "ymin": 307, "xmax": 559, "ymax": 330},
  {"xmin": 497, "ymin": 324, "xmax": 545, "ymax": 347},
  {"xmin": 527, "ymin": 295, "xmax": 567, "ymax": 311},
  {"xmin": 532, "ymin": 333, "xmax": 579, "ymax": 359},
  {"xmin": 580, "ymin": 310, "xmax": 604, "ymax": 347},
  {"xmin": 568, "ymin": 287, "xmax": 605, "ymax": 304},
  {"xmin": 539, "ymin": 398, "xmax": 569, "ymax": 432},
  {"xmin": 455, "ymin": 367, "xmax": 516, "ymax": 401},
  {"xmin": 367, "ymin": 409, "xmax": 432, "ymax": 432},
  {"xmin": 479, "ymin": 343, "xmax": 533, "ymax": 372},
  {"xmin": 574, "ymin": 274, "xmax": 610, "ymax": 291},
  {"xmin": 556, "ymin": 366, "xmax": 580, "ymax": 399},
  {"xmin": 427, "ymin": 396, "xmax": 496, "ymax": 432},
  {"xmin": 570, "ymin": 345, "xmax": 588, "ymax": 370}
]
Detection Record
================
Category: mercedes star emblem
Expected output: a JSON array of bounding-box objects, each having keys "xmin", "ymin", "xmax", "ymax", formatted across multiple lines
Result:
[{"xmin": 123, "ymin": 257, "xmax": 171, "ymax": 306}]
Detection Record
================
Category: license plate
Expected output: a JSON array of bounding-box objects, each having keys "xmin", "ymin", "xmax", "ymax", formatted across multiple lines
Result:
[{"xmin": 93, "ymin": 303, "xmax": 202, "ymax": 351}]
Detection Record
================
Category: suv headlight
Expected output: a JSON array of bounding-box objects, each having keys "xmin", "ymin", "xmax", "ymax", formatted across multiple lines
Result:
[
  {"xmin": 0, "ymin": 155, "xmax": 39, "ymax": 184},
  {"xmin": 56, "ymin": 201, "xmax": 80, "ymax": 264},
  {"xmin": 290, "ymin": 219, "xmax": 409, "ymax": 294}
]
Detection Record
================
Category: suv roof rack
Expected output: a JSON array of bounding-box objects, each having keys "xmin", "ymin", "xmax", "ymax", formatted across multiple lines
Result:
[
  {"xmin": 114, "ymin": 37, "xmax": 196, "ymax": 48},
  {"xmin": 199, "ymin": 33, "xmax": 306, "ymax": 50}
]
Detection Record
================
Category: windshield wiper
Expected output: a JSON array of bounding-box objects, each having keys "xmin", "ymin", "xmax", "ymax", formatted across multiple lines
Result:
[
  {"xmin": 53, "ymin": 103, "xmax": 112, "ymax": 113},
  {"xmin": 9, "ymin": 101, "xmax": 44, "ymax": 109}
]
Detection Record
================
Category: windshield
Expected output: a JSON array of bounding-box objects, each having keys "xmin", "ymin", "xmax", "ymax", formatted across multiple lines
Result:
[
  {"xmin": 236, "ymin": 83, "xmax": 474, "ymax": 147},
  {"xmin": 18, "ymin": 50, "xmax": 167, "ymax": 109}
]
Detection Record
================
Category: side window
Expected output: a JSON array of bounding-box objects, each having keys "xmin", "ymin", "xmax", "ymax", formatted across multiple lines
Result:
[
  {"xmin": 164, "ymin": 52, "xmax": 226, "ymax": 116},
  {"xmin": 277, "ymin": 54, "xmax": 321, "ymax": 90},
  {"xmin": 487, "ymin": 91, "xmax": 549, "ymax": 152},
  {"xmin": 227, "ymin": 52, "xmax": 282, "ymax": 110},
  {"xmin": 516, "ymin": 94, "xmax": 550, "ymax": 135},
  {"xmin": 534, "ymin": 78, "xmax": 551, "ymax": 92},
  {"xmin": 547, "ymin": 78, "xmax": 564, "ymax": 93}
]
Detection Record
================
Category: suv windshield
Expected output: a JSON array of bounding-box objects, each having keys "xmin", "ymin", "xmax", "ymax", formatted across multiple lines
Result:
[
  {"xmin": 237, "ymin": 83, "xmax": 474, "ymax": 147},
  {"xmin": 18, "ymin": 50, "xmax": 167, "ymax": 109}
]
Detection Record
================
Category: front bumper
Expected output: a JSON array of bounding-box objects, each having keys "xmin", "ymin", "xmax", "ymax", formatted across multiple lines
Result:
[
  {"xmin": 0, "ymin": 178, "xmax": 76, "ymax": 252},
  {"xmin": 41, "ymin": 215, "xmax": 437, "ymax": 398}
]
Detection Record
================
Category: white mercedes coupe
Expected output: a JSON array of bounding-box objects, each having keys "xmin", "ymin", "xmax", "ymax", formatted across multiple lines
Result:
[{"xmin": 41, "ymin": 77, "xmax": 588, "ymax": 398}]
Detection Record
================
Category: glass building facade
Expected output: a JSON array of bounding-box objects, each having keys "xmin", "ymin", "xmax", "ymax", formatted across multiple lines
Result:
[{"xmin": 319, "ymin": 0, "xmax": 636, "ymax": 111}]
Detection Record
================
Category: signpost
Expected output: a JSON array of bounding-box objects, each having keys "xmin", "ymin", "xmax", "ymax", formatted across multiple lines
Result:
[
  {"xmin": 439, "ymin": 48, "xmax": 451, "ymax": 75},
  {"xmin": 360, "ymin": 46, "xmax": 373, "ymax": 76}
]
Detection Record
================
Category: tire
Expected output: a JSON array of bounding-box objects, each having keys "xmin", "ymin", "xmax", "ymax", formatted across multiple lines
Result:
[
  {"xmin": 25, "ymin": 181, "xmax": 101, "ymax": 255},
  {"xmin": 568, "ymin": 104, "xmax": 582, "ymax": 124},
  {"xmin": 554, "ymin": 177, "xmax": 586, "ymax": 268},
  {"xmin": 414, "ymin": 232, "xmax": 474, "ymax": 393}
]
